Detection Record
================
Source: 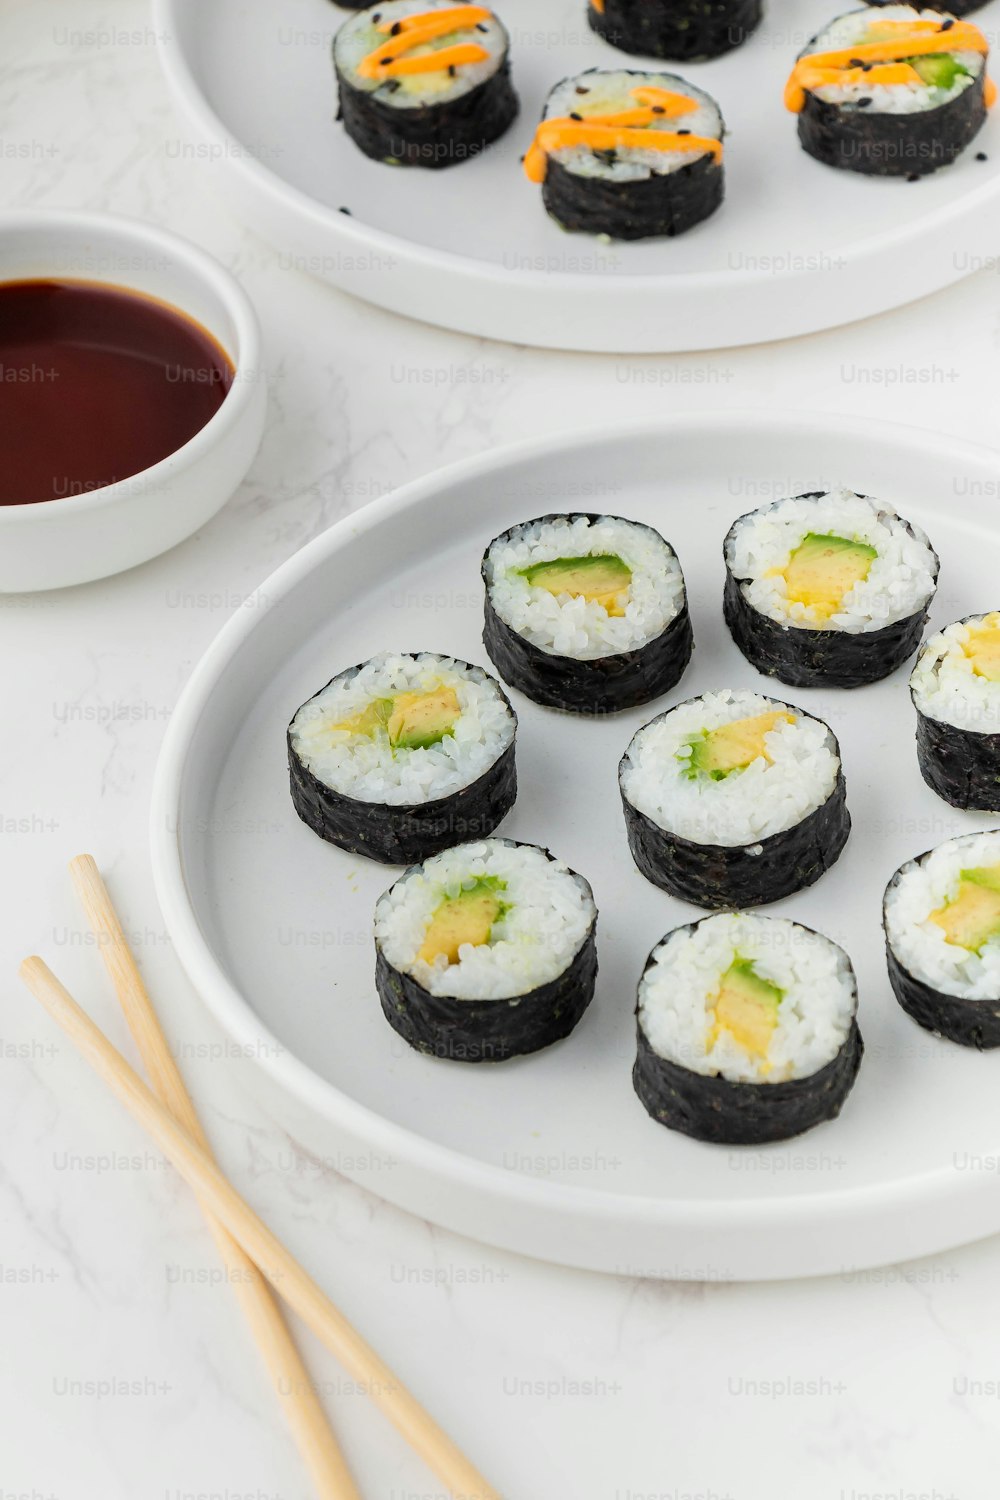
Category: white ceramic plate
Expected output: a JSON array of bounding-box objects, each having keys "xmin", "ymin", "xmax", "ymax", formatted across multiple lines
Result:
[
  {"xmin": 155, "ymin": 0, "xmax": 1000, "ymax": 352},
  {"xmin": 152, "ymin": 412, "xmax": 1000, "ymax": 1281}
]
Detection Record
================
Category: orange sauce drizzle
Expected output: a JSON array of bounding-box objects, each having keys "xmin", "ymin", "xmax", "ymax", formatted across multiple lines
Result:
[
  {"xmin": 357, "ymin": 5, "xmax": 494, "ymax": 80},
  {"xmin": 784, "ymin": 18, "xmax": 992, "ymax": 111},
  {"xmin": 523, "ymin": 86, "xmax": 721, "ymax": 184}
]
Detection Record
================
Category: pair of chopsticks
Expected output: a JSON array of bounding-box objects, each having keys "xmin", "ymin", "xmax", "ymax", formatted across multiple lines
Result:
[{"xmin": 19, "ymin": 855, "xmax": 500, "ymax": 1500}]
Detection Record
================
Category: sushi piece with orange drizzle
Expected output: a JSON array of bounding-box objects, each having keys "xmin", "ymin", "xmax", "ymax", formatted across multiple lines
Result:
[
  {"xmin": 523, "ymin": 69, "xmax": 725, "ymax": 240},
  {"xmin": 785, "ymin": 5, "xmax": 994, "ymax": 175},
  {"xmin": 333, "ymin": 0, "xmax": 518, "ymax": 167}
]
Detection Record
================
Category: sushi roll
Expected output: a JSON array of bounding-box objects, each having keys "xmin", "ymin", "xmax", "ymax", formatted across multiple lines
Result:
[
  {"xmin": 634, "ymin": 912, "xmax": 863, "ymax": 1144},
  {"xmin": 884, "ymin": 832, "xmax": 1000, "ymax": 1046},
  {"xmin": 287, "ymin": 651, "xmax": 517, "ymax": 864},
  {"xmin": 619, "ymin": 689, "xmax": 850, "ymax": 908},
  {"xmin": 724, "ymin": 488, "xmax": 939, "ymax": 689},
  {"xmin": 374, "ymin": 838, "xmax": 599, "ymax": 1061},
  {"xmin": 588, "ymin": 0, "xmax": 762, "ymax": 62},
  {"xmin": 523, "ymin": 70, "xmax": 724, "ymax": 241},
  {"xmin": 910, "ymin": 613, "xmax": 1000, "ymax": 809},
  {"xmin": 784, "ymin": 6, "xmax": 994, "ymax": 177},
  {"xmin": 333, "ymin": 1, "xmax": 518, "ymax": 169},
  {"xmin": 481, "ymin": 513, "xmax": 693, "ymax": 714}
]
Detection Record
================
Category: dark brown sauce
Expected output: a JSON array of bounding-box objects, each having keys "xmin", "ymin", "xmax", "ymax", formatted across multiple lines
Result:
[{"xmin": 0, "ymin": 279, "xmax": 235, "ymax": 506}]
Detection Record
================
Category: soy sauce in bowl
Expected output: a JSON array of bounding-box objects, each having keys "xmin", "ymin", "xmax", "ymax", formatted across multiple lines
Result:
[{"xmin": 0, "ymin": 280, "xmax": 235, "ymax": 506}]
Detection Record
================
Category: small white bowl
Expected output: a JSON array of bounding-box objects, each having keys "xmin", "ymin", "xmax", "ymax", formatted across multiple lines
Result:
[{"xmin": 0, "ymin": 210, "xmax": 266, "ymax": 592}]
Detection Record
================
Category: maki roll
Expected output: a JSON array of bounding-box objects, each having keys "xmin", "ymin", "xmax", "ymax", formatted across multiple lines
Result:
[
  {"xmin": 288, "ymin": 651, "xmax": 516, "ymax": 864},
  {"xmin": 374, "ymin": 838, "xmax": 598, "ymax": 1062},
  {"xmin": 911, "ymin": 613, "xmax": 1000, "ymax": 809},
  {"xmin": 481, "ymin": 512, "xmax": 693, "ymax": 714},
  {"xmin": 884, "ymin": 832, "xmax": 1000, "ymax": 1046},
  {"xmin": 619, "ymin": 689, "xmax": 850, "ymax": 908},
  {"xmin": 334, "ymin": 1, "xmax": 518, "ymax": 168},
  {"xmin": 724, "ymin": 488, "xmax": 939, "ymax": 689},
  {"xmin": 523, "ymin": 70, "xmax": 724, "ymax": 241},
  {"xmin": 588, "ymin": 0, "xmax": 762, "ymax": 62},
  {"xmin": 784, "ymin": 6, "xmax": 995, "ymax": 177},
  {"xmin": 634, "ymin": 912, "xmax": 863, "ymax": 1144}
]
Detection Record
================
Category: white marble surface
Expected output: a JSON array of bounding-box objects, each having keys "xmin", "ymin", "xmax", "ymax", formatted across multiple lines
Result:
[{"xmin": 4, "ymin": 1, "xmax": 1000, "ymax": 1495}]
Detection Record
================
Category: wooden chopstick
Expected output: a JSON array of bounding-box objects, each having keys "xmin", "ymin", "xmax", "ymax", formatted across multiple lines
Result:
[
  {"xmin": 19, "ymin": 954, "xmax": 502, "ymax": 1500},
  {"xmin": 67, "ymin": 855, "xmax": 361, "ymax": 1500}
]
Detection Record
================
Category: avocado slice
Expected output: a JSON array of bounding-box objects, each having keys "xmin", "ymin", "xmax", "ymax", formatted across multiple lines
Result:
[
  {"xmin": 388, "ymin": 687, "xmax": 461, "ymax": 750},
  {"xmin": 333, "ymin": 686, "xmax": 460, "ymax": 750},
  {"xmin": 782, "ymin": 532, "xmax": 877, "ymax": 621},
  {"xmin": 417, "ymin": 877, "xmax": 508, "ymax": 966},
  {"xmin": 929, "ymin": 866, "xmax": 1000, "ymax": 952},
  {"xmin": 520, "ymin": 553, "xmax": 632, "ymax": 617},
  {"xmin": 684, "ymin": 709, "xmax": 794, "ymax": 781},
  {"xmin": 963, "ymin": 616, "xmax": 1000, "ymax": 683},
  {"xmin": 904, "ymin": 53, "xmax": 970, "ymax": 89},
  {"xmin": 710, "ymin": 958, "xmax": 783, "ymax": 1060},
  {"xmin": 332, "ymin": 696, "xmax": 394, "ymax": 739}
]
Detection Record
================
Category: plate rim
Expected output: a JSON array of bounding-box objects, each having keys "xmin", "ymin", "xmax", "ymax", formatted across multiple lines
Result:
[
  {"xmin": 154, "ymin": 0, "xmax": 1000, "ymax": 350},
  {"xmin": 150, "ymin": 408, "xmax": 1000, "ymax": 1246}
]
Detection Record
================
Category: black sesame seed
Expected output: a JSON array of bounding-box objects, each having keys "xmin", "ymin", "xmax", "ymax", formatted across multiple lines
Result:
[
  {"xmin": 569, "ymin": 111, "xmax": 582, "ymax": 120},
  {"xmin": 677, "ymin": 127, "xmax": 691, "ymax": 135},
  {"xmin": 857, "ymin": 97, "xmax": 873, "ymax": 107},
  {"xmin": 977, "ymin": 150, "xmax": 988, "ymax": 160},
  {"xmin": 907, "ymin": 171, "xmax": 921, "ymax": 181},
  {"xmin": 652, "ymin": 105, "xmax": 665, "ymax": 114},
  {"xmin": 448, "ymin": 64, "xmax": 456, "ymax": 75},
  {"xmin": 386, "ymin": 77, "xmax": 401, "ymax": 91},
  {"xmin": 575, "ymin": 85, "xmax": 590, "ymax": 94},
  {"xmin": 941, "ymin": 16, "xmax": 955, "ymax": 28},
  {"xmin": 475, "ymin": 21, "xmax": 487, "ymax": 29},
  {"xmin": 390, "ymin": 20, "xmax": 402, "ymax": 34},
  {"xmin": 338, "ymin": 206, "xmax": 352, "ymax": 215}
]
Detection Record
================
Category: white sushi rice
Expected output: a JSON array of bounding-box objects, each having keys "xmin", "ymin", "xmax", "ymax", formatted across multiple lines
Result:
[
  {"xmin": 334, "ymin": 0, "xmax": 509, "ymax": 106},
  {"xmin": 803, "ymin": 7, "xmax": 982, "ymax": 114},
  {"xmin": 885, "ymin": 832, "xmax": 1000, "ymax": 999},
  {"xmin": 484, "ymin": 514, "xmax": 685, "ymax": 660},
  {"xmin": 638, "ymin": 912, "xmax": 857, "ymax": 1083},
  {"xmin": 375, "ymin": 839, "xmax": 596, "ymax": 999},
  {"xmin": 289, "ymin": 652, "xmax": 514, "ymax": 806},
  {"xmin": 620, "ymin": 689, "xmax": 840, "ymax": 847},
  {"xmin": 910, "ymin": 615, "xmax": 1000, "ymax": 732},
  {"xmin": 725, "ymin": 488, "xmax": 938, "ymax": 633},
  {"xmin": 542, "ymin": 70, "xmax": 723, "ymax": 182}
]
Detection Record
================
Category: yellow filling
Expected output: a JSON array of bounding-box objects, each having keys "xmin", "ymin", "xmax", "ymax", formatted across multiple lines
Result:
[
  {"xmin": 687, "ymin": 710, "xmax": 794, "ymax": 779},
  {"xmin": 520, "ymin": 554, "xmax": 632, "ymax": 618},
  {"xmin": 708, "ymin": 959, "xmax": 783, "ymax": 1061},
  {"xmin": 929, "ymin": 865, "xmax": 1000, "ymax": 952},
  {"xmin": 334, "ymin": 685, "xmax": 461, "ymax": 750},
  {"xmin": 417, "ymin": 881, "xmax": 506, "ymax": 966},
  {"xmin": 963, "ymin": 615, "xmax": 1000, "ymax": 683},
  {"xmin": 781, "ymin": 532, "xmax": 877, "ymax": 621}
]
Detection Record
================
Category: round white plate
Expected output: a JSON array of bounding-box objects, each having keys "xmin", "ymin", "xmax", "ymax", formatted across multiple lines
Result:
[
  {"xmin": 155, "ymin": 0, "xmax": 1000, "ymax": 352},
  {"xmin": 152, "ymin": 412, "xmax": 1000, "ymax": 1281}
]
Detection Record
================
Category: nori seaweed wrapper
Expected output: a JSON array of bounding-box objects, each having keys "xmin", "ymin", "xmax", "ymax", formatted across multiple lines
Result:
[
  {"xmin": 288, "ymin": 659, "xmax": 518, "ymax": 865},
  {"xmin": 375, "ymin": 851, "xmax": 598, "ymax": 1062},
  {"xmin": 589, "ymin": 0, "xmax": 762, "ymax": 61},
  {"xmin": 542, "ymin": 151, "xmax": 724, "ymax": 241},
  {"xmin": 797, "ymin": 50, "xmax": 989, "ymax": 177},
  {"xmin": 634, "ymin": 1015, "xmax": 864, "ymax": 1143},
  {"xmin": 619, "ymin": 699, "xmax": 850, "ymax": 908},
  {"xmin": 482, "ymin": 514, "xmax": 694, "ymax": 714},
  {"xmin": 723, "ymin": 495, "xmax": 939, "ymax": 689},
  {"xmin": 914, "ymin": 704, "xmax": 1000, "ymax": 811},
  {"xmin": 886, "ymin": 937, "xmax": 1000, "ymax": 1049},
  {"xmin": 335, "ymin": 53, "xmax": 518, "ymax": 169}
]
